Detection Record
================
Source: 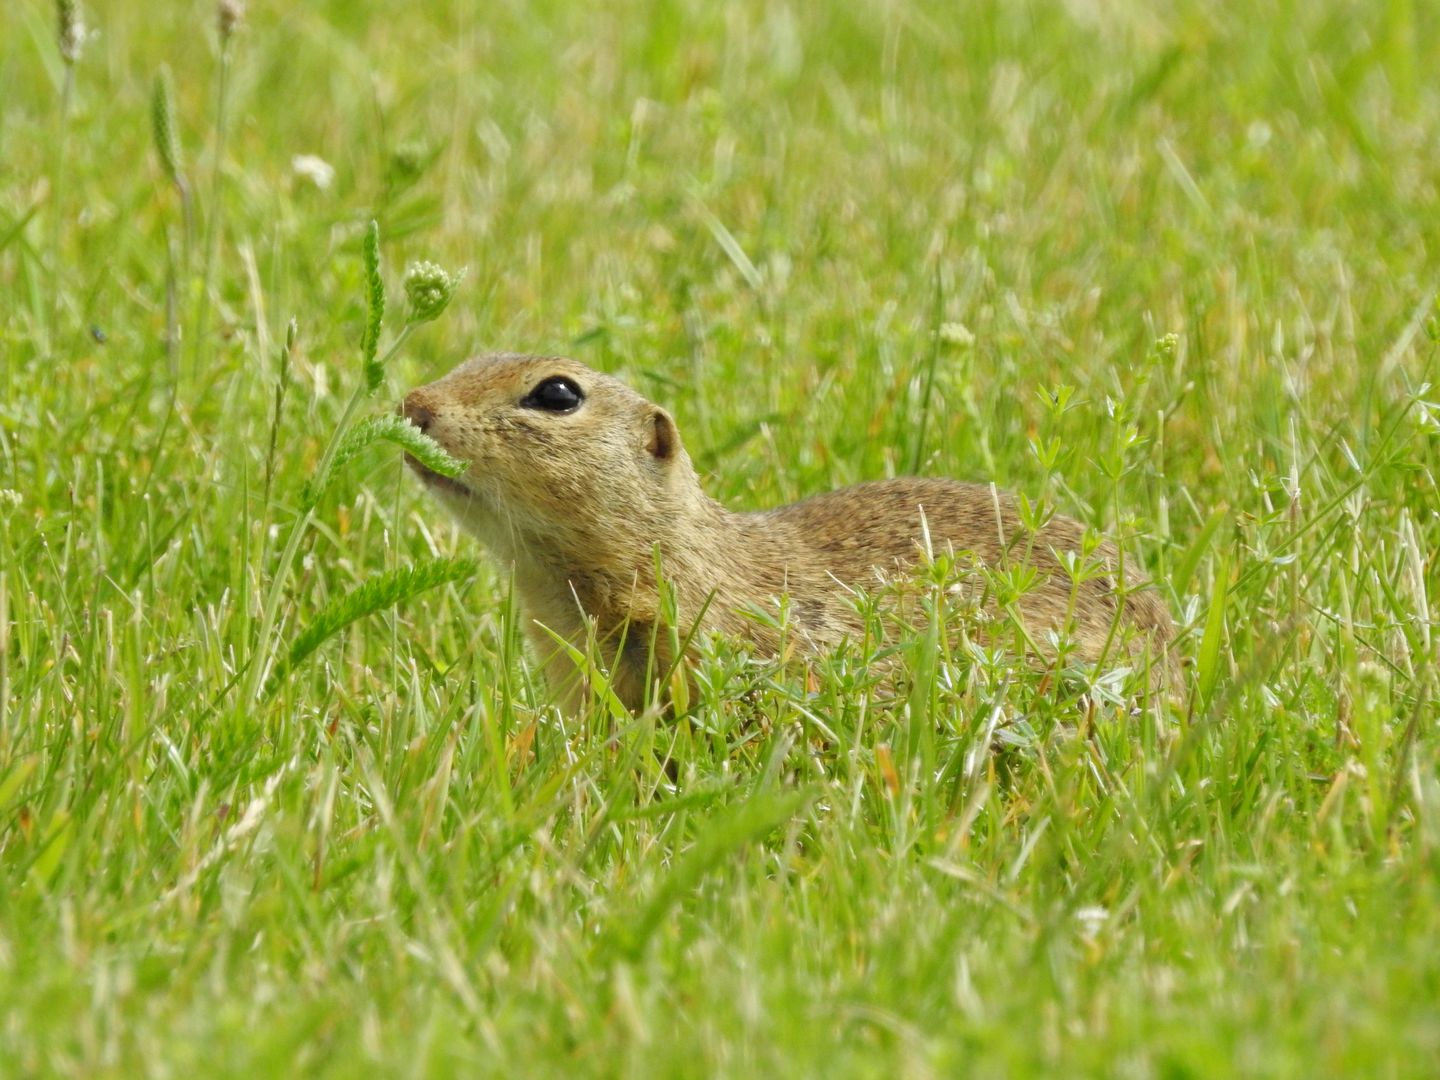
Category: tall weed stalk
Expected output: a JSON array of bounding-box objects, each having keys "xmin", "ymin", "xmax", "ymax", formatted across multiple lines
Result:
[{"xmin": 48, "ymin": 0, "xmax": 85, "ymax": 353}]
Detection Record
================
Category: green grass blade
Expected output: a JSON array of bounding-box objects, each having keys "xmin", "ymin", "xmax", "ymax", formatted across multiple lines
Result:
[
  {"xmin": 27, "ymin": 810, "xmax": 73, "ymax": 889},
  {"xmin": 614, "ymin": 788, "xmax": 811, "ymax": 961},
  {"xmin": 0, "ymin": 756, "xmax": 38, "ymax": 814},
  {"xmin": 1172, "ymin": 505, "xmax": 1230, "ymax": 599}
]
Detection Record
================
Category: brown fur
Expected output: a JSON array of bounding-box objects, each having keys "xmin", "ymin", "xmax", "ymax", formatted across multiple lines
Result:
[{"xmin": 403, "ymin": 354, "xmax": 1178, "ymax": 711}]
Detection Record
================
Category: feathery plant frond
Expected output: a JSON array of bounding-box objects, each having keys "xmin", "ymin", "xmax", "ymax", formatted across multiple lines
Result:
[
  {"xmin": 361, "ymin": 220, "xmax": 385, "ymax": 392},
  {"xmin": 264, "ymin": 557, "xmax": 476, "ymax": 694},
  {"xmin": 302, "ymin": 415, "xmax": 465, "ymax": 511}
]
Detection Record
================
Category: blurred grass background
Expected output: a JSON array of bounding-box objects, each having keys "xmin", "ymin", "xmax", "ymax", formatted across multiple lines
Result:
[{"xmin": 2, "ymin": 0, "xmax": 1438, "ymax": 1074}]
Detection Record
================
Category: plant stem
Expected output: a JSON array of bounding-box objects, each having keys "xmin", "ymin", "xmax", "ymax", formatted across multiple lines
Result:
[
  {"xmin": 910, "ymin": 266, "xmax": 944, "ymax": 475},
  {"xmin": 178, "ymin": 176, "xmax": 195, "ymax": 297},
  {"xmin": 0, "ymin": 521, "xmax": 9, "ymax": 746},
  {"xmin": 163, "ymin": 231, "xmax": 179, "ymax": 375},
  {"xmin": 169, "ymin": 181, "xmax": 194, "ymax": 377},
  {"xmin": 48, "ymin": 63, "xmax": 75, "ymax": 356},
  {"xmin": 192, "ymin": 38, "xmax": 232, "ymax": 373}
]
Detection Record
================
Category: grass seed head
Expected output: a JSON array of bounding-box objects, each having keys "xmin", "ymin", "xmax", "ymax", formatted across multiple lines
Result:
[
  {"xmin": 151, "ymin": 66, "xmax": 183, "ymax": 186},
  {"xmin": 361, "ymin": 221, "xmax": 385, "ymax": 391},
  {"xmin": 56, "ymin": 0, "xmax": 85, "ymax": 64},
  {"xmin": 218, "ymin": 0, "xmax": 245, "ymax": 42}
]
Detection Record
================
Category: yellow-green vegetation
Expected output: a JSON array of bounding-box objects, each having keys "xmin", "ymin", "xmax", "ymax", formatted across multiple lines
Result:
[{"xmin": 3, "ymin": 0, "xmax": 1438, "ymax": 1074}]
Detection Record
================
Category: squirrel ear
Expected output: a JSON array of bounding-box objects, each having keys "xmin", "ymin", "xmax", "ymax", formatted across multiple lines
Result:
[{"xmin": 646, "ymin": 407, "xmax": 680, "ymax": 461}]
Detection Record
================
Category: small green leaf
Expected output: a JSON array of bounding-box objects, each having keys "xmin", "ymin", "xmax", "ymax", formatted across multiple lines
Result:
[
  {"xmin": 265, "ymin": 557, "xmax": 476, "ymax": 694},
  {"xmin": 302, "ymin": 414, "xmax": 465, "ymax": 511}
]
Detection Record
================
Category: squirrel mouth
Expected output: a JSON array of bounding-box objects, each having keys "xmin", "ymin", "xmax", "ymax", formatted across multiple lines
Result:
[{"xmin": 404, "ymin": 454, "xmax": 471, "ymax": 497}]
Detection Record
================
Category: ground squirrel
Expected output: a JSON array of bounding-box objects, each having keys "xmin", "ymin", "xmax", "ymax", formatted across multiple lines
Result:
[{"xmin": 403, "ymin": 354, "xmax": 1177, "ymax": 711}]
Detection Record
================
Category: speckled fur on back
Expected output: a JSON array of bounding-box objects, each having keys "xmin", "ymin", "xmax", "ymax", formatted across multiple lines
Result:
[{"xmin": 403, "ymin": 354, "xmax": 1178, "ymax": 712}]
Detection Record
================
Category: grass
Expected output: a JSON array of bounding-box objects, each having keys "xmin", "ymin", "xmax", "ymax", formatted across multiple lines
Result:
[{"xmin": 2, "ymin": 0, "xmax": 1438, "ymax": 1074}]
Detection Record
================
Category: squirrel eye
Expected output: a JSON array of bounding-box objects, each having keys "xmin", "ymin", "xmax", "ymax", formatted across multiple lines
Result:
[{"xmin": 521, "ymin": 376, "xmax": 585, "ymax": 413}]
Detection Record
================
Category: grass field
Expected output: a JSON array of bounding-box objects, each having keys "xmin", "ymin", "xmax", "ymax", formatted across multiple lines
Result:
[{"xmin": 3, "ymin": 0, "xmax": 1439, "ymax": 1074}]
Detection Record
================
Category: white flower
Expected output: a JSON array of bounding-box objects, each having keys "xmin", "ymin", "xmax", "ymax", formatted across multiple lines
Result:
[
  {"xmin": 1075, "ymin": 905, "xmax": 1109, "ymax": 938},
  {"xmin": 938, "ymin": 321, "xmax": 974, "ymax": 347},
  {"xmin": 291, "ymin": 154, "xmax": 335, "ymax": 191}
]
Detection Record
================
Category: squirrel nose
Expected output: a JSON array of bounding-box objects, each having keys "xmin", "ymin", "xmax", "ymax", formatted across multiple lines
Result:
[{"xmin": 402, "ymin": 393, "xmax": 434, "ymax": 433}]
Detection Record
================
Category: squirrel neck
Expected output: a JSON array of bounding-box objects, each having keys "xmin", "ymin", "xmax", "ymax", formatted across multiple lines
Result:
[{"xmin": 504, "ymin": 483, "xmax": 796, "ymax": 639}]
